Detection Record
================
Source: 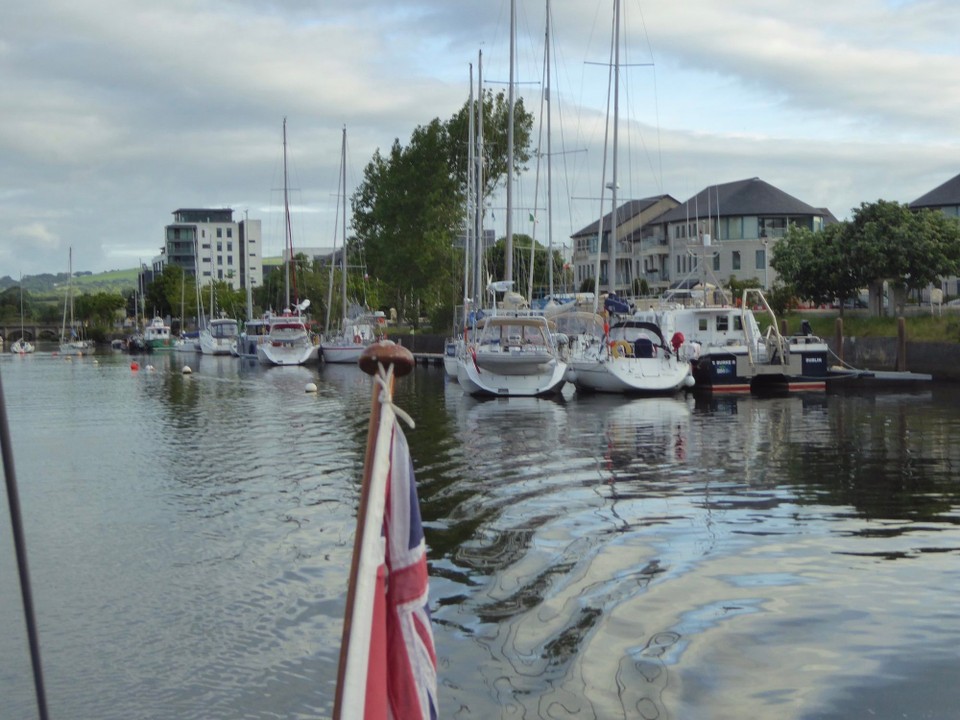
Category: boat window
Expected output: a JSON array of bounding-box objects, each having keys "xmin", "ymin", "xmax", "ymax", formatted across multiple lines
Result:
[
  {"xmin": 716, "ymin": 316, "xmax": 729, "ymax": 331},
  {"xmin": 734, "ymin": 316, "xmax": 744, "ymax": 331},
  {"xmin": 698, "ymin": 318, "xmax": 708, "ymax": 332}
]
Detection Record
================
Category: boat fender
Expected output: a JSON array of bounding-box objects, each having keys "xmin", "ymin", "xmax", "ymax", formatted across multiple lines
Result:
[
  {"xmin": 610, "ymin": 340, "xmax": 632, "ymax": 359},
  {"xmin": 354, "ymin": 334, "xmax": 362, "ymax": 344}
]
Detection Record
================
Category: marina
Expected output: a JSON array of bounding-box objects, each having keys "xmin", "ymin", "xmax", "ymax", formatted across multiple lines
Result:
[{"xmin": 2, "ymin": 348, "xmax": 960, "ymax": 719}]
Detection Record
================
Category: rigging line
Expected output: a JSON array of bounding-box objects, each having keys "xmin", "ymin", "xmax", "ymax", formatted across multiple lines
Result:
[{"xmin": 0, "ymin": 365, "xmax": 50, "ymax": 720}]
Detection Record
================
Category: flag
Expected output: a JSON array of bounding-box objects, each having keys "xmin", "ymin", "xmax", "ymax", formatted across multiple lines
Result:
[
  {"xmin": 336, "ymin": 387, "xmax": 437, "ymax": 720},
  {"xmin": 529, "ymin": 212, "xmax": 538, "ymax": 224}
]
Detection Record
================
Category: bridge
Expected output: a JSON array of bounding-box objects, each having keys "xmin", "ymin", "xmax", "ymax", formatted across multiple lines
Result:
[{"xmin": 0, "ymin": 324, "xmax": 67, "ymax": 342}]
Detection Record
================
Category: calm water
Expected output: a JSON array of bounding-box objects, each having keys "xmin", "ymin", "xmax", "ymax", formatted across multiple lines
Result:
[{"xmin": 2, "ymin": 349, "xmax": 959, "ymax": 719}]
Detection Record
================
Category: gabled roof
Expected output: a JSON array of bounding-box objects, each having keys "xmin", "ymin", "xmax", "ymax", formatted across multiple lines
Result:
[
  {"xmin": 571, "ymin": 195, "xmax": 677, "ymax": 238},
  {"xmin": 654, "ymin": 177, "xmax": 823, "ymax": 224},
  {"xmin": 910, "ymin": 172, "xmax": 960, "ymax": 209}
]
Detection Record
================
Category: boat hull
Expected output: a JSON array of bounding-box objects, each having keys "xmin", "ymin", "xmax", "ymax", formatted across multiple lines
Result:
[
  {"xmin": 257, "ymin": 342, "xmax": 319, "ymax": 366},
  {"xmin": 457, "ymin": 355, "xmax": 567, "ymax": 397},
  {"xmin": 570, "ymin": 355, "xmax": 693, "ymax": 394},
  {"xmin": 321, "ymin": 342, "xmax": 366, "ymax": 364}
]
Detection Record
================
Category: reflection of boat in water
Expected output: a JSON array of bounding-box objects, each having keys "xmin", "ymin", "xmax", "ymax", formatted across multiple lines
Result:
[{"xmin": 573, "ymin": 393, "xmax": 693, "ymax": 472}]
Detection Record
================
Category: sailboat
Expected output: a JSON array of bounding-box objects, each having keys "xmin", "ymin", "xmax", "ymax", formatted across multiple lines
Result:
[
  {"xmin": 456, "ymin": 0, "xmax": 568, "ymax": 397},
  {"xmin": 198, "ymin": 282, "xmax": 239, "ymax": 355},
  {"xmin": 564, "ymin": 0, "xmax": 692, "ymax": 395},
  {"xmin": 258, "ymin": 118, "xmax": 320, "ymax": 366},
  {"xmin": 10, "ymin": 275, "xmax": 34, "ymax": 354},
  {"xmin": 59, "ymin": 247, "xmax": 92, "ymax": 356},
  {"xmin": 321, "ymin": 126, "xmax": 385, "ymax": 364}
]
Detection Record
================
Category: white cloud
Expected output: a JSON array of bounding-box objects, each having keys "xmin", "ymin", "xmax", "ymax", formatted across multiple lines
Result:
[{"xmin": 1, "ymin": 0, "xmax": 958, "ymax": 277}]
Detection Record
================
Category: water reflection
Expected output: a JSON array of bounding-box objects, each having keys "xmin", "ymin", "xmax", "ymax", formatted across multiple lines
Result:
[{"xmin": 4, "ymin": 354, "xmax": 960, "ymax": 719}]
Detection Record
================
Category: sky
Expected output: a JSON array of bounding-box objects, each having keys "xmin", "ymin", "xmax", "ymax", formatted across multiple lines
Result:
[{"xmin": 3, "ymin": 0, "xmax": 960, "ymax": 278}]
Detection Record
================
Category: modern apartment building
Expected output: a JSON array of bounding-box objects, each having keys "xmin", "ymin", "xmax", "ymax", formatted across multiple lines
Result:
[
  {"xmin": 156, "ymin": 208, "xmax": 263, "ymax": 290},
  {"xmin": 570, "ymin": 178, "xmax": 836, "ymax": 296}
]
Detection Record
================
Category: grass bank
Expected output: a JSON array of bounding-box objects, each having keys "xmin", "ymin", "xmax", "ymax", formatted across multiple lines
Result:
[{"xmin": 781, "ymin": 311, "xmax": 960, "ymax": 343}]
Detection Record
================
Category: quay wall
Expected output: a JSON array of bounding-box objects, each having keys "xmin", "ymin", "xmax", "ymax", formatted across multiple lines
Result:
[{"xmin": 828, "ymin": 337, "xmax": 960, "ymax": 382}]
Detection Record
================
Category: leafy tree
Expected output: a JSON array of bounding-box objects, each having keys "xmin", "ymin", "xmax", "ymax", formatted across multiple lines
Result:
[
  {"xmin": 772, "ymin": 222, "xmax": 864, "ymax": 316},
  {"xmin": 846, "ymin": 200, "xmax": 960, "ymax": 315},
  {"xmin": 74, "ymin": 292, "xmax": 126, "ymax": 329},
  {"xmin": 352, "ymin": 90, "xmax": 534, "ymax": 324},
  {"xmin": 484, "ymin": 233, "xmax": 566, "ymax": 300}
]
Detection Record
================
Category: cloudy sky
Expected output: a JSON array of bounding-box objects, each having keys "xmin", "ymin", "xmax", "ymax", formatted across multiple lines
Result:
[{"xmin": 3, "ymin": 0, "xmax": 959, "ymax": 277}]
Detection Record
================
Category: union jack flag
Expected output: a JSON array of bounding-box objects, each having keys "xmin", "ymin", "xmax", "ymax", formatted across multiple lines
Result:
[{"xmin": 336, "ymin": 391, "xmax": 437, "ymax": 720}]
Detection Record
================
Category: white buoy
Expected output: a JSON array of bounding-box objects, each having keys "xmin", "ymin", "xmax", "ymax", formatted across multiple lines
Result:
[
  {"xmin": 182, "ymin": 365, "xmax": 193, "ymax": 374},
  {"xmin": 305, "ymin": 382, "xmax": 318, "ymax": 393}
]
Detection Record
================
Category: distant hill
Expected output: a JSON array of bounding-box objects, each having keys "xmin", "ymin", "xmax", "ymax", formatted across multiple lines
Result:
[{"xmin": 0, "ymin": 259, "xmax": 284, "ymax": 295}]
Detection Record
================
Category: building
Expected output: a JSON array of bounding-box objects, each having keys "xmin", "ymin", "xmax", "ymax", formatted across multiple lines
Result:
[
  {"xmin": 157, "ymin": 208, "xmax": 263, "ymax": 290},
  {"xmin": 910, "ymin": 172, "xmax": 960, "ymax": 297},
  {"xmin": 570, "ymin": 195, "xmax": 679, "ymax": 296},
  {"xmin": 570, "ymin": 178, "xmax": 835, "ymax": 296}
]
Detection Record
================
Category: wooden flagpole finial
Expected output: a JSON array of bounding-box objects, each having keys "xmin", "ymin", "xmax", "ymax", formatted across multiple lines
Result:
[{"xmin": 358, "ymin": 340, "xmax": 415, "ymax": 377}]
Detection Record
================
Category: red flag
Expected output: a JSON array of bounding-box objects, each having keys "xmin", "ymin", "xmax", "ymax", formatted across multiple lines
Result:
[{"xmin": 337, "ymin": 384, "xmax": 437, "ymax": 720}]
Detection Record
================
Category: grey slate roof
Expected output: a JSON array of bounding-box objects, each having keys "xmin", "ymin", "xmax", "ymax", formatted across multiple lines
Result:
[
  {"xmin": 571, "ymin": 195, "xmax": 676, "ymax": 238},
  {"xmin": 653, "ymin": 177, "xmax": 822, "ymax": 224},
  {"xmin": 910, "ymin": 173, "xmax": 960, "ymax": 209}
]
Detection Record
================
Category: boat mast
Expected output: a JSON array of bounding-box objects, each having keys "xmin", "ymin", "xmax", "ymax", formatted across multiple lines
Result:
[
  {"xmin": 475, "ymin": 50, "xmax": 485, "ymax": 308},
  {"xmin": 546, "ymin": 0, "xmax": 554, "ymax": 298},
  {"xmin": 505, "ymin": 0, "xmax": 515, "ymax": 286},
  {"xmin": 609, "ymin": 0, "xmax": 621, "ymax": 299},
  {"xmin": 340, "ymin": 126, "xmax": 348, "ymax": 328},
  {"xmin": 464, "ymin": 63, "xmax": 475, "ymax": 327},
  {"xmin": 282, "ymin": 117, "xmax": 292, "ymax": 310}
]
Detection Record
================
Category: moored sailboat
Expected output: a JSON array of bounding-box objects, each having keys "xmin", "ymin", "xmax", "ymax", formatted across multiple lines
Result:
[
  {"xmin": 258, "ymin": 118, "xmax": 319, "ymax": 367},
  {"xmin": 59, "ymin": 247, "xmax": 92, "ymax": 356}
]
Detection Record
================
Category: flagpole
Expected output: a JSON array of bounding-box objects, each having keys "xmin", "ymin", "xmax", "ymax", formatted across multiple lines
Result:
[{"xmin": 333, "ymin": 340, "xmax": 415, "ymax": 720}]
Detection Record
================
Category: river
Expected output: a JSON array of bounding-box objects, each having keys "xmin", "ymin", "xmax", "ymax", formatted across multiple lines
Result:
[{"xmin": 2, "ymin": 348, "xmax": 959, "ymax": 719}]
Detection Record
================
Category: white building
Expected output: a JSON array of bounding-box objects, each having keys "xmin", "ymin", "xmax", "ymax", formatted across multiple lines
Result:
[{"xmin": 157, "ymin": 208, "xmax": 263, "ymax": 290}]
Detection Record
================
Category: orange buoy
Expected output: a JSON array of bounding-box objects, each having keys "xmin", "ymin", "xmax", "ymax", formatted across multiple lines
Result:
[{"xmin": 130, "ymin": 361, "xmax": 140, "ymax": 371}]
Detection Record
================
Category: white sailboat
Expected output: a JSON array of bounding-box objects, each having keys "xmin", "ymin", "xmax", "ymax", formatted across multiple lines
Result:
[
  {"xmin": 565, "ymin": 0, "xmax": 692, "ymax": 395},
  {"xmin": 59, "ymin": 247, "xmax": 92, "ymax": 356},
  {"xmin": 10, "ymin": 274, "xmax": 34, "ymax": 354},
  {"xmin": 198, "ymin": 283, "xmax": 239, "ymax": 356},
  {"xmin": 456, "ymin": 0, "xmax": 567, "ymax": 397},
  {"xmin": 321, "ymin": 126, "xmax": 384, "ymax": 364},
  {"xmin": 258, "ymin": 118, "xmax": 320, "ymax": 367}
]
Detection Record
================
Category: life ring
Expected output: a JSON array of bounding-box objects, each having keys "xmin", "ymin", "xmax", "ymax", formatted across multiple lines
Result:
[
  {"xmin": 610, "ymin": 340, "xmax": 632, "ymax": 359},
  {"xmin": 353, "ymin": 334, "xmax": 362, "ymax": 344}
]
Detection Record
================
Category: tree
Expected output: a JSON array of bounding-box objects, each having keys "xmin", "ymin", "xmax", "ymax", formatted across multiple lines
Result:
[
  {"xmin": 846, "ymin": 200, "xmax": 960, "ymax": 315},
  {"xmin": 484, "ymin": 233, "xmax": 566, "ymax": 300},
  {"xmin": 352, "ymin": 91, "xmax": 534, "ymax": 323},
  {"xmin": 772, "ymin": 222, "xmax": 864, "ymax": 316}
]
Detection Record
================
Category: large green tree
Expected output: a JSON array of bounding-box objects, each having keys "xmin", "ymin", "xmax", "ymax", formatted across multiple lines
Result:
[
  {"xmin": 352, "ymin": 90, "xmax": 534, "ymax": 324},
  {"xmin": 772, "ymin": 222, "xmax": 864, "ymax": 316},
  {"xmin": 847, "ymin": 200, "xmax": 960, "ymax": 314}
]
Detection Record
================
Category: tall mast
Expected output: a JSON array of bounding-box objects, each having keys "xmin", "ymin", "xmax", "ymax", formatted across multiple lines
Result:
[
  {"xmin": 546, "ymin": 0, "xmax": 554, "ymax": 298},
  {"xmin": 282, "ymin": 117, "xmax": 292, "ymax": 309},
  {"xmin": 609, "ymin": 0, "xmax": 621, "ymax": 298},
  {"xmin": 340, "ymin": 126, "xmax": 348, "ymax": 326},
  {"xmin": 505, "ymin": 0, "xmax": 515, "ymax": 285},
  {"xmin": 464, "ymin": 63, "xmax": 475, "ymax": 325},
  {"xmin": 475, "ymin": 50, "xmax": 485, "ymax": 306}
]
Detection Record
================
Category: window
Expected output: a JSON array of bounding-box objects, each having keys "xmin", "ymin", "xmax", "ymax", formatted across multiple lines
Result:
[
  {"xmin": 713, "ymin": 253, "xmax": 720, "ymax": 271},
  {"xmin": 227, "ymin": 255, "xmax": 233, "ymax": 265},
  {"xmin": 217, "ymin": 256, "xmax": 223, "ymax": 265},
  {"xmin": 717, "ymin": 316, "xmax": 729, "ymax": 331},
  {"xmin": 732, "ymin": 251, "xmax": 741, "ymax": 270},
  {"xmin": 216, "ymin": 228, "xmax": 222, "ymax": 238},
  {"xmin": 227, "ymin": 228, "xmax": 232, "ymax": 238},
  {"xmin": 202, "ymin": 230, "xmax": 206, "ymax": 238},
  {"xmin": 227, "ymin": 242, "xmax": 233, "ymax": 251},
  {"xmin": 756, "ymin": 249, "xmax": 766, "ymax": 270},
  {"xmin": 698, "ymin": 318, "xmax": 708, "ymax": 331}
]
